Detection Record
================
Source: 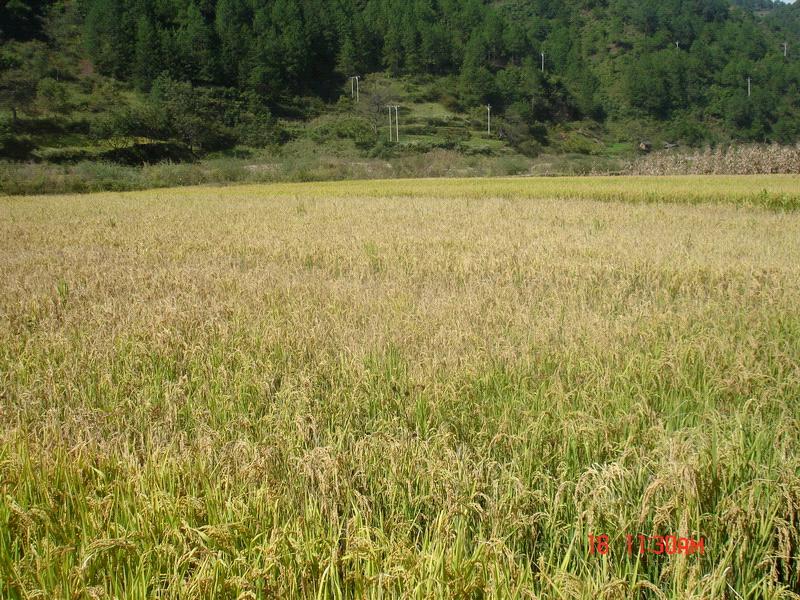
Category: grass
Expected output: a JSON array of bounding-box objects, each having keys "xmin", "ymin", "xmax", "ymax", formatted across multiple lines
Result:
[
  {"xmin": 403, "ymin": 103, "xmax": 459, "ymax": 120},
  {"xmin": 459, "ymin": 137, "xmax": 508, "ymax": 151},
  {"xmin": 1, "ymin": 176, "xmax": 800, "ymax": 598},
  {"xmin": 147, "ymin": 175, "xmax": 800, "ymax": 211}
]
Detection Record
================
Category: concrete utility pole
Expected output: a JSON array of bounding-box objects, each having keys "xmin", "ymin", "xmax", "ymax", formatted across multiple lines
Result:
[
  {"xmin": 675, "ymin": 41, "xmax": 680, "ymax": 49},
  {"xmin": 394, "ymin": 106, "xmax": 399, "ymax": 143},
  {"xmin": 783, "ymin": 42, "xmax": 788, "ymax": 58},
  {"xmin": 541, "ymin": 52, "xmax": 545, "ymax": 72},
  {"xmin": 747, "ymin": 77, "xmax": 751, "ymax": 98},
  {"xmin": 486, "ymin": 104, "xmax": 491, "ymax": 134},
  {"xmin": 350, "ymin": 76, "xmax": 360, "ymax": 102}
]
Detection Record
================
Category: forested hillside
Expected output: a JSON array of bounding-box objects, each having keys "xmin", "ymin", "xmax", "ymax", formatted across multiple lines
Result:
[{"xmin": 1, "ymin": 0, "xmax": 800, "ymax": 171}]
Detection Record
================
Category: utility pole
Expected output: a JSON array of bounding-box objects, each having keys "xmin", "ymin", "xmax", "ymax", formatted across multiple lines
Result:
[
  {"xmin": 783, "ymin": 42, "xmax": 788, "ymax": 58},
  {"xmin": 541, "ymin": 52, "xmax": 545, "ymax": 73},
  {"xmin": 394, "ymin": 106, "xmax": 399, "ymax": 143},
  {"xmin": 486, "ymin": 104, "xmax": 491, "ymax": 135},
  {"xmin": 350, "ymin": 76, "xmax": 360, "ymax": 102},
  {"xmin": 747, "ymin": 77, "xmax": 751, "ymax": 98},
  {"xmin": 387, "ymin": 106, "xmax": 393, "ymax": 141},
  {"xmin": 675, "ymin": 41, "xmax": 680, "ymax": 49}
]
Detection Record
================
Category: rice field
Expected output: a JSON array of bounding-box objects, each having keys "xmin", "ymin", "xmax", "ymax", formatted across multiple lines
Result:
[{"xmin": 1, "ymin": 175, "xmax": 799, "ymax": 599}]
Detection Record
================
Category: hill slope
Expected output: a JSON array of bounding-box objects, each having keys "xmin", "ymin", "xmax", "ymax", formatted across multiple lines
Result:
[{"xmin": 1, "ymin": 0, "xmax": 799, "ymax": 168}]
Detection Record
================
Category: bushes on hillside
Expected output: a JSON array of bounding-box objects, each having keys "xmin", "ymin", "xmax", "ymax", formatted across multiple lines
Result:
[
  {"xmin": 0, "ymin": 132, "xmax": 35, "ymax": 160},
  {"xmin": 309, "ymin": 117, "xmax": 378, "ymax": 149}
]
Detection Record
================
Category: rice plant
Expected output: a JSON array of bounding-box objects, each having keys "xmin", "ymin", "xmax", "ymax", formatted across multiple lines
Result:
[{"xmin": 1, "ymin": 177, "xmax": 799, "ymax": 599}]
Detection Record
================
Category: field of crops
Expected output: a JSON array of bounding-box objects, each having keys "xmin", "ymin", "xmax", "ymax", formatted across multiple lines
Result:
[{"xmin": 2, "ymin": 176, "xmax": 799, "ymax": 599}]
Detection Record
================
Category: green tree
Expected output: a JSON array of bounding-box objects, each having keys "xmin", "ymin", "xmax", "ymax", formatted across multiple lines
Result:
[
  {"xmin": 0, "ymin": 0, "xmax": 49, "ymax": 42},
  {"xmin": 272, "ymin": 0, "xmax": 308, "ymax": 83},
  {"xmin": 482, "ymin": 11, "xmax": 505, "ymax": 62},
  {"xmin": 177, "ymin": 2, "xmax": 217, "ymax": 83},
  {"xmin": 383, "ymin": 26, "xmax": 403, "ymax": 76},
  {"xmin": 0, "ymin": 69, "xmax": 38, "ymax": 123},
  {"xmin": 503, "ymin": 23, "xmax": 529, "ymax": 65},
  {"xmin": 419, "ymin": 22, "xmax": 451, "ymax": 74},
  {"xmin": 459, "ymin": 34, "xmax": 496, "ymax": 106},
  {"xmin": 337, "ymin": 34, "xmax": 358, "ymax": 77},
  {"xmin": 149, "ymin": 75, "xmax": 235, "ymax": 152},
  {"xmin": 215, "ymin": 0, "xmax": 251, "ymax": 86},
  {"xmin": 401, "ymin": 16, "xmax": 421, "ymax": 73},
  {"xmin": 133, "ymin": 16, "xmax": 160, "ymax": 91},
  {"xmin": 35, "ymin": 77, "xmax": 69, "ymax": 113},
  {"xmin": 84, "ymin": 0, "xmax": 132, "ymax": 79}
]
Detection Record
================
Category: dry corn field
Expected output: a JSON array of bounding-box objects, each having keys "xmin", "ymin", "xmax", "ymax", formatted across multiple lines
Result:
[
  {"xmin": 1, "ymin": 175, "xmax": 800, "ymax": 599},
  {"xmin": 628, "ymin": 145, "xmax": 800, "ymax": 177}
]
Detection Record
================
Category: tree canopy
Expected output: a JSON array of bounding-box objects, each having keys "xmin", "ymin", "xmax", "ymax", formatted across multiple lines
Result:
[{"xmin": 2, "ymin": 0, "xmax": 800, "ymax": 144}]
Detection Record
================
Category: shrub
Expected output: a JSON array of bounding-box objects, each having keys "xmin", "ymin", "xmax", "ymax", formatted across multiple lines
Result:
[
  {"xmin": 440, "ymin": 93, "xmax": 462, "ymax": 113},
  {"xmin": 560, "ymin": 133, "xmax": 602, "ymax": 155},
  {"xmin": 100, "ymin": 142, "xmax": 194, "ymax": 165},
  {"xmin": 36, "ymin": 77, "xmax": 70, "ymax": 113},
  {"xmin": 0, "ymin": 133, "xmax": 36, "ymax": 160},
  {"xmin": 34, "ymin": 147, "xmax": 96, "ymax": 163},
  {"xmin": 496, "ymin": 155, "xmax": 529, "ymax": 175},
  {"xmin": 516, "ymin": 139, "xmax": 542, "ymax": 158},
  {"xmin": 309, "ymin": 117, "xmax": 377, "ymax": 150}
]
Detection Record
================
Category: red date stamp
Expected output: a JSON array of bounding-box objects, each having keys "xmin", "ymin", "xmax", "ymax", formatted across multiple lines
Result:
[{"xmin": 589, "ymin": 534, "xmax": 705, "ymax": 556}]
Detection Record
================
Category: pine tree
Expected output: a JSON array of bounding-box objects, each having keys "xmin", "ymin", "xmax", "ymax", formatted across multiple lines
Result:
[
  {"xmin": 459, "ymin": 33, "xmax": 495, "ymax": 106},
  {"xmin": 482, "ymin": 11, "xmax": 505, "ymax": 62},
  {"xmin": 215, "ymin": 0, "xmax": 251, "ymax": 86},
  {"xmin": 504, "ymin": 23, "xmax": 529, "ymax": 65},
  {"xmin": 419, "ymin": 22, "xmax": 451, "ymax": 74},
  {"xmin": 337, "ymin": 34, "xmax": 358, "ymax": 77},
  {"xmin": 84, "ymin": 0, "xmax": 132, "ymax": 79},
  {"xmin": 401, "ymin": 16, "xmax": 420, "ymax": 74},
  {"xmin": 133, "ymin": 16, "xmax": 160, "ymax": 91},
  {"xmin": 249, "ymin": 6, "xmax": 283, "ymax": 100},
  {"xmin": 0, "ymin": 69, "xmax": 38, "ymax": 123},
  {"xmin": 0, "ymin": 0, "xmax": 48, "ymax": 42},
  {"xmin": 383, "ymin": 25, "xmax": 403, "ymax": 76},
  {"xmin": 272, "ymin": 0, "xmax": 308, "ymax": 83},
  {"xmin": 177, "ymin": 1, "xmax": 217, "ymax": 83}
]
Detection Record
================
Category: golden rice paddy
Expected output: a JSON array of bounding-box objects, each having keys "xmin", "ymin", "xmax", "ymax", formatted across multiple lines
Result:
[{"xmin": 1, "ymin": 176, "xmax": 799, "ymax": 599}]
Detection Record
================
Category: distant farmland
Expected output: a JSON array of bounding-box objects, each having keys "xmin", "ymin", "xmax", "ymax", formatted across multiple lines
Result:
[{"xmin": 2, "ymin": 176, "xmax": 799, "ymax": 599}]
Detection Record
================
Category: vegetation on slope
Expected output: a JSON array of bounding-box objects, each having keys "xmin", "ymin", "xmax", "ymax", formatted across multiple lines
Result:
[{"xmin": 1, "ymin": 0, "xmax": 800, "ymax": 183}]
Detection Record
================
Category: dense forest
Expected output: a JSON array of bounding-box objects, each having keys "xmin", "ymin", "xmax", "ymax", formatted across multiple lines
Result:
[{"xmin": 1, "ymin": 0, "xmax": 800, "ymax": 166}]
